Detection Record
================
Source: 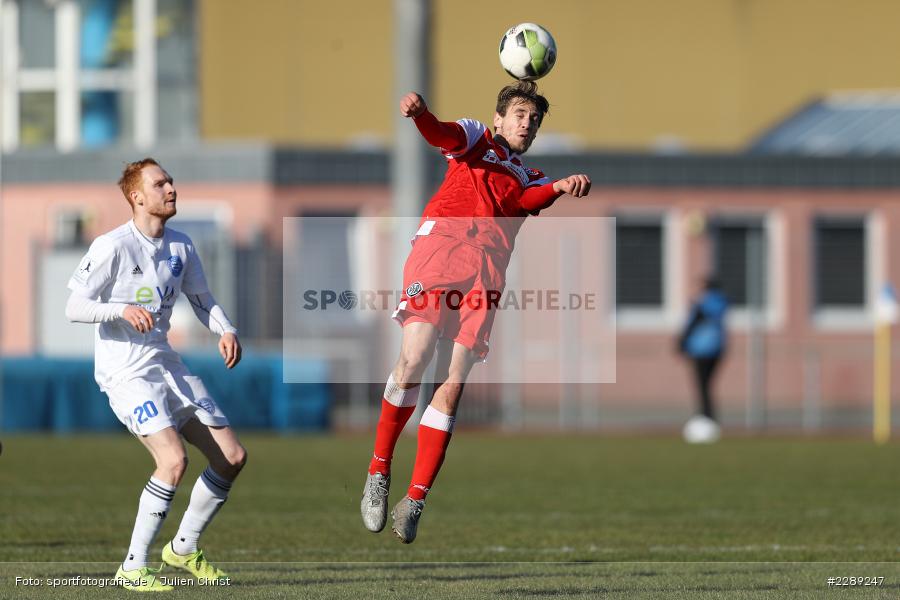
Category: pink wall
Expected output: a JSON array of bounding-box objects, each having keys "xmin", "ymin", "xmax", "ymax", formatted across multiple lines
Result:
[
  {"xmin": 561, "ymin": 187, "xmax": 900, "ymax": 412},
  {"xmin": 0, "ymin": 182, "xmax": 392, "ymax": 354}
]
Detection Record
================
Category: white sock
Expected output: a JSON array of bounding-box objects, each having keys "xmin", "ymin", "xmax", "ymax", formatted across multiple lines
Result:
[
  {"xmin": 122, "ymin": 477, "xmax": 176, "ymax": 571},
  {"xmin": 171, "ymin": 467, "xmax": 232, "ymax": 555}
]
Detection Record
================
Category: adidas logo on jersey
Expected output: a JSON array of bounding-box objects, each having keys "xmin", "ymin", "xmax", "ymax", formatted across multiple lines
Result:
[{"xmin": 131, "ymin": 265, "xmax": 143, "ymax": 276}]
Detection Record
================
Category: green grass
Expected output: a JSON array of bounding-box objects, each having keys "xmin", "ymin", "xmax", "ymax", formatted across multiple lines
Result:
[{"xmin": 2, "ymin": 433, "xmax": 900, "ymax": 598}]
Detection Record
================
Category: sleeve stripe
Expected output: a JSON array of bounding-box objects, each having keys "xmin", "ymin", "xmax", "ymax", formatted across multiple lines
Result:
[
  {"xmin": 444, "ymin": 119, "xmax": 487, "ymax": 158},
  {"xmin": 526, "ymin": 176, "xmax": 552, "ymax": 188},
  {"xmin": 188, "ymin": 293, "xmax": 226, "ymax": 332}
]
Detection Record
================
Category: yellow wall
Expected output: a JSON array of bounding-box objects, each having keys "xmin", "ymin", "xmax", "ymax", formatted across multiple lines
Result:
[
  {"xmin": 199, "ymin": 0, "xmax": 393, "ymax": 146},
  {"xmin": 200, "ymin": 0, "xmax": 900, "ymax": 151}
]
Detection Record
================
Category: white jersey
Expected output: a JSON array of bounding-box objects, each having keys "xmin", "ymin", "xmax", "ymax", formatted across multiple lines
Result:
[{"xmin": 67, "ymin": 220, "xmax": 213, "ymax": 391}]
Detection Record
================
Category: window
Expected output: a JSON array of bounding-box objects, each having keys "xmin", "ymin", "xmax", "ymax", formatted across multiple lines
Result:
[
  {"xmin": 615, "ymin": 219, "xmax": 663, "ymax": 308},
  {"xmin": 0, "ymin": 0, "xmax": 197, "ymax": 151},
  {"xmin": 299, "ymin": 213, "xmax": 354, "ymax": 299},
  {"xmin": 814, "ymin": 217, "xmax": 866, "ymax": 309},
  {"xmin": 295, "ymin": 212, "xmax": 359, "ymax": 329},
  {"xmin": 19, "ymin": 0, "xmax": 56, "ymax": 69},
  {"xmin": 20, "ymin": 91, "xmax": 55, "ymax": 146},
  {"xmin": 712, "ymin": 219, "xmax": 767, "ymax": 309}
]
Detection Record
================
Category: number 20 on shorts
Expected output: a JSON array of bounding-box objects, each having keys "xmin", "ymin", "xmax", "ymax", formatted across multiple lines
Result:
[{"xmin": 133, "ymin": 400, "xmax": 158, "ymax": 424}]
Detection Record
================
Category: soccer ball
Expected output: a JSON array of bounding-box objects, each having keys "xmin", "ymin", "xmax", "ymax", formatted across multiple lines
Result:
[
  {"xmin": 682, "ymin": 415, "xmax": 721, "ymax": 444},
  {"xmin": 499, "ymin": 23, "xmax": 557, "ymax": 81}
]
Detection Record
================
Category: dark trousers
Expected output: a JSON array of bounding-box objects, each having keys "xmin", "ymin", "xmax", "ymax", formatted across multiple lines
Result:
[{"xmin": 692, "ymin": 356, "xmax": 721, "ymax": 421}]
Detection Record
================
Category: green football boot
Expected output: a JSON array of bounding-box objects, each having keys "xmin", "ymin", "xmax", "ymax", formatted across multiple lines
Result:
[{"xmin": 162, "ymin": 543, "xmax": 229, "ymax": 582}]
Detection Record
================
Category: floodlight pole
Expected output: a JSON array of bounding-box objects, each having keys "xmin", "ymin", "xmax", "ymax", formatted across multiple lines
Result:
[
  {"xmin": 392, "ymin": 0, "xmax": 431, "ymax": 428},
  {"xmin": 392, "ymin": 0, "xmax": 431, "ymax": 232}
]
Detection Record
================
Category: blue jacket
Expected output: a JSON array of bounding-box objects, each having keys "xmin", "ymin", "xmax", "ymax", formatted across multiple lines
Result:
[{"xmin": 680, "ymin": 290, "xmax": 728, "ymax": 359}]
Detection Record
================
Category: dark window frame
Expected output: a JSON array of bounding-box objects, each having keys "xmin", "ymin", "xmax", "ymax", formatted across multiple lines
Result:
[
  {"xmin": 614, "ymin": 215, "xmax": 665, "ymax": 310},
  {"xmin": 710, "ymin": 216, "xmax": 768, "ymax": 310},
  {"xmin": 813, "ymin": 215, "xmax": 867, "ymax": 310}
]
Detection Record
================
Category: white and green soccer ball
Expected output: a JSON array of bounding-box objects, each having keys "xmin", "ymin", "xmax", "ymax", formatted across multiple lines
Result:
[{"xmin": 499, "ymin": 23, "xmax": 557, "ymax": 81}]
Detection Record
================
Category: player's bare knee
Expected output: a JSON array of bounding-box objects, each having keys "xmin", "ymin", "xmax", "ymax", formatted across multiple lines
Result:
[
  {"xmin": 176, "ymin": 455, "xmax": 189, "ymax": 481},
  {"xmin": 158, "ymin": 454, "xmax": 188, "ymax": 485},
  {"xmin": 395, "ymin": 351, "xmax": 433, "ymax": 385},
  {"xmin": 210, "ymin": 445, "xmax": 246, "ymax": 480},
  {"xmin": 227, "ymin": 445, "xmax": 248, "ymax": 472}
]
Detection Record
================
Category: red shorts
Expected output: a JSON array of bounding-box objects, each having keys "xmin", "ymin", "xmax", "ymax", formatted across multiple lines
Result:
[{"xmin": 392, "ymin": 235, "xmax": 505, "ymax": 359}]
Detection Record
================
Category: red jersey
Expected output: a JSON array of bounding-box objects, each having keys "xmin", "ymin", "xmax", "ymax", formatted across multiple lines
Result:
[{"xmin": 412, "ymin": 111, "xmax": 562, "ymax": 264}]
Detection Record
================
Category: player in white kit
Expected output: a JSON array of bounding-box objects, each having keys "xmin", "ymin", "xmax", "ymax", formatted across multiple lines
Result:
[{"xmin": 66, "ymin": 158, "xmax": 245, "ymax": 591}]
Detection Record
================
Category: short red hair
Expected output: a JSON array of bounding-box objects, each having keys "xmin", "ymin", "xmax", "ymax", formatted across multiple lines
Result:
[{"xmin": 118, "ymin": 157, "xmax": 161, "ymax": 205}]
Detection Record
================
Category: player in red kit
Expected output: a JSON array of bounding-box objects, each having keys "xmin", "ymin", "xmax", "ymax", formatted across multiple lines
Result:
[{"xmin": 361, "ymin": 82, "xmax": 591, "ymax": 543}]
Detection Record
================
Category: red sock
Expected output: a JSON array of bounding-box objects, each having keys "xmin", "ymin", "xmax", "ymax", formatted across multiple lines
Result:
[
  {"xmin": 408, "ymin": 424, "xmax": 453, "ymax": 500},
  {"xmin": 368, "ymin": 399, "xmax": 416, "ymax": 475}
]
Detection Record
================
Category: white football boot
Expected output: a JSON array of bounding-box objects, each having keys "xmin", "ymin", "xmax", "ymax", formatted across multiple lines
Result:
[
  {"xmin": 361, "ymin": 472, "xmax": 391, "ymax": 532},
  {"xmin": 391, "ymin": 495, "xmax": 426, "ymax": 544}
]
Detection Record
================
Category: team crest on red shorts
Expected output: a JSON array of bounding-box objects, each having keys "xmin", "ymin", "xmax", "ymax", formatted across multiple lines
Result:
[{"xmin": 406, "ymin": 281, "xmax": 424, "ymax": 297}]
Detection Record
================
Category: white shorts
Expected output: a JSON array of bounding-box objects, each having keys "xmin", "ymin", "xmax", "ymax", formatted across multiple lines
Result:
[{"xmin": 105, "ymin": 360, "xmax": 229, "ymax": 436}]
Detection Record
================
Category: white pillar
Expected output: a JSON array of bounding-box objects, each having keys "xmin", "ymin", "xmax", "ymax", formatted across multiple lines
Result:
[
  {"xmin": 133, "ymin": 0, "xmax": 156, "ymax": 149},
  {"xmin": 1, "ymin": 0, "xmax": 20, "ymax": 151},
  {"xmin": 55, "ymin": 0, "xmax": 80, "ymax": 152},
  {"xmin": 392, "ymin": 0, "xmax": 430, "ymax": 221}
]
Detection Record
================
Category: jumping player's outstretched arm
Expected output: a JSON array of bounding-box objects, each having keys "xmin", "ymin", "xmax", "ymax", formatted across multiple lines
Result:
[
  {"xmin": 399, "ymin": 91, "xmax": 428, "ymax": 119},
  {"xmin": 400, "ymin": 92, "xmax": 468, "ymax": 155},
  {"xmin": 553, "ymin": 174, "xmax": 592, "ymax": 198},
  {"xmin": 520, "ymin": 174, "xmax": 592, "ymax": 213}
]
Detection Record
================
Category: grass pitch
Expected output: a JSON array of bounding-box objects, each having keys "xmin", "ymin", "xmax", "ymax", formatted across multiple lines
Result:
[{"xmin": 2, "ymin": 433, "xmax": 900, "ymax": 598}]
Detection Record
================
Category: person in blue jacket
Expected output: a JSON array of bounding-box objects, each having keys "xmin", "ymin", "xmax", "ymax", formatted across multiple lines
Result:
[{"xmin": 678, "ymin": 278, "xmax": 729, "ymax": 422}]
